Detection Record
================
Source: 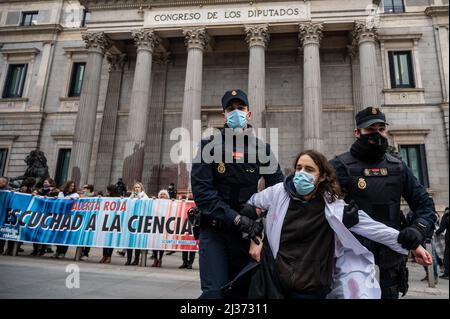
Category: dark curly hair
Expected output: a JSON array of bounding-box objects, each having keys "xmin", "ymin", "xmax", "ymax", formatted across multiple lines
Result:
[{"xmin": 293, "ymin": 150, "xmax": 343, "ymax": 203}]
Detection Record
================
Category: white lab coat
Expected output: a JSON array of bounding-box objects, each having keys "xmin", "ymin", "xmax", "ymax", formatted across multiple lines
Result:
[{"xmin": 247, "ymin": 182, "xmax": 408, "ymax": 299}]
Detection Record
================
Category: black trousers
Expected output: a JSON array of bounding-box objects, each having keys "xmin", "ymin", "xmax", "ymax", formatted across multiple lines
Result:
[
  {"xmin": 182, "ymin": 251, "xmax": 196, "ymax": 265},
  {"xmin": 56, "ymin": 245, "xmax": 68, "ymax": 254},
  {"xmin": 198, "ymin": 227, "xmax": 251, "ymax": 299},
  {"xmin": 32, "ymin": 243, "xmax": 47, "ymax": 253},
  {"xmin": 126, "ymin": 249, "xmax": 141, "ymax": 263},
  {"xmin": 81, "ymin": 247, "xmax": 90, "ymax": 256},
  {"xmin": 103, "ymin": 248, "xmax": 113, "ymax": 257},
  {"xmin": 153, "ymin": 250, "xmax": 164, "ymax": 260},
  {"xmin": 4, "ymin": 241, "xmax": 22, "ymax": 254}
]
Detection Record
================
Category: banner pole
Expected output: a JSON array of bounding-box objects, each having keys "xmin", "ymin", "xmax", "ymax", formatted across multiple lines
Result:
[
  {"xmin": 141, "ymin": 250, "xmax": 147, "ymax": 267},
  {"xmin": 425, "ymin": 240, "xmax": 436, "ymax": 288},
  {"xmin": 74, "ymin": 247, "xmax": 82, "ymax": 261},
  {"xmin": 12, "ymin": 242, "xmax": 19, "ymax": 256}
]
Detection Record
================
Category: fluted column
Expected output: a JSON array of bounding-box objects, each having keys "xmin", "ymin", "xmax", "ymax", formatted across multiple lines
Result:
[
  {"xmin": 353, "ymin": 21, "xmax": 379, "ymax": 109},
  {"xmin": 347, "ymin": 44, "xmax": 363, "ymax": 117},
  {"xmin": 122, "ymin": 29, "xmax": 160, "ymax": 188},
  {"xmin": 70, "ymin": 32, "xmax": 110, "ymax": 187},
  {"xmin": 94, "ymin": 53, "xmax": 126, "ymax": 188},
  {"xmin": 299, "ymin": 22, "xmax": 324, "ymax": 152},
  {"xmin": 245, "ymin": 24, "xmax": 270, "ymax": 130},
  {"xmin": 143, "ymin": 53, "xmax": 170, "ymax": 195},
  {"xmin": 178, "ymin": 27, "xmax": 210, "ymax": 193}
]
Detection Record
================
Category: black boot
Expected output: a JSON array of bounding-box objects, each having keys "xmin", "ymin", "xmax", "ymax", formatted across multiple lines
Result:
[
  {"xmin": 132, "ymin": 250, "xmax": 141, "ymax": 265},
  {"xmin": 125, "ymin": 249, "xmax": 132, "ymax": 265}
]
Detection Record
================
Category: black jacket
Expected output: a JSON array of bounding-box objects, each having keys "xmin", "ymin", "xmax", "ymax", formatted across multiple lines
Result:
[
  {"xmin": 191, "ymin": 126, "xmax": 284, "ymax": 227},
  {"xmin": 330, "ymin": 153, "xmax": 436, "ymax": 234}
]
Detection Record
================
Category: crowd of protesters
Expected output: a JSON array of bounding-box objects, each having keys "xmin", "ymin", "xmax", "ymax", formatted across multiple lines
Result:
[{"xmin": 0, "ymin": 176, "xmax": 196, "ymax": 270}]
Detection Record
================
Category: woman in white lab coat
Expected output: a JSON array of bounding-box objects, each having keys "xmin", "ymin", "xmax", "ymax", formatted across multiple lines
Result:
[{"xmin": 247, "ymin": 150, "xmax": 431, "ymax": 299}]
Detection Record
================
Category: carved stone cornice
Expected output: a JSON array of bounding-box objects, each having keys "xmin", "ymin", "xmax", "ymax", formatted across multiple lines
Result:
[
  {"xmin": 245, "ymin": 24, "xmax": 270, "ymax": 49},
  {"xmin": 425, "ymin": 6, "xmax": 449, "ymax": 18},
  {"xmin": 80, "ymin": 0, "xmax": 291, "ymax": 10},
  {"xmin": 132, "ymin": 29, "xmax": 161, "ymax": 53},
  {"xmin": 183, "ymin": 27, "xmax": 210, "ymax": 50},
  {"xmin": 82, "ymin": 32, "xmax": 111, "ymax": 55},
  {"xmin": 299, "ymin": 22, "xmax": 323, "ymax": 46}
]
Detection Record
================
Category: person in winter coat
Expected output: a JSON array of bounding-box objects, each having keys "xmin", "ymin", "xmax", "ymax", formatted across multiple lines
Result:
[
  {"xmin": 125, "ymin": 182, "xmax": 149, "ymax": 265},
  {"xmin": 246, "ymin": 150, "xmax": 431, "ymax": 299}
]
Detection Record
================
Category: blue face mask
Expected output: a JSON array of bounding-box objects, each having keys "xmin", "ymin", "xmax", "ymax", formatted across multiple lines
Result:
[
  {"xmin": 293, "ymin": 171, "xmax": 316, "ymax": 196},
  {"xmin": 226, "ymin": 110, "xmax": 248, "ymax": 129}
]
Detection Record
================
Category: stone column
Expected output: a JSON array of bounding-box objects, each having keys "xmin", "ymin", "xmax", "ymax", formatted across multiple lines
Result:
[
  {"xmin": 178, "ymin": 27, "xmax": 210, "ymax": 193},
  {"xmin": 93, "ymin": 53, "xmax": 126, "ymax": 188},
  {"xmin": 245, "ymin": 24, "xmax": 270, "ymax": 130},
  {"xmin": 143, "ymin": 53, "xmax": 170, "ymax": 195},
  {"xmin": 437, "ymin": 26, "xmax": 449, "ymax": 103},
  {"xmin": 32, "ymin": 41, "xmax": 54, "ymax": 111},
  {"xmin": 299, "ymin": 22, "xmax": 324, "ymax": 152},
  {"xmin": 426, "ymin": 7, "xmax": 449, "ymax": 148},
  {"xmin": 347, "ymin": 44, "xmax": 363, "ymax": 115},
  {"xmin": 69, "ymin": 32, "xmax": 110, "ymax": 187},
  {"xmin": 353, "ymin": 21, "xmax": 379, "ymax": 108},
  {"xmin": 437, "ymin": 26, "xmax": 449, "ymax": 148},
  {"xmin": 122, "ymin": 29, "xmax": 160, "ymax": 188}
]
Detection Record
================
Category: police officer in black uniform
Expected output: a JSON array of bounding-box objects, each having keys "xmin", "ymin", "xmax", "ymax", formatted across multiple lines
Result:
[
  {"xmin": 191, "ymin": 89, "xmax": 284, "ymax": 299},
  {"xmin": 330, "ymin": 106, "xmax": 436, "ymax": 299}
]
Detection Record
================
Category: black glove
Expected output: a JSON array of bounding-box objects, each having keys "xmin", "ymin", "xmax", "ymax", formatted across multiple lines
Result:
[
  {"xmin": 239, "ymin": 204, "xmax": 259, "ymax": 220},
  {"xmin": 342, "ymin": 200, "xmax": 359, "ymax": 229},
  {"xmin": 397, "ymin": 223, "xmax": 427, "ymax": 250},
  {"xmin": 234, "ymin": 215, "xmax": 263, "ymax": 244}
]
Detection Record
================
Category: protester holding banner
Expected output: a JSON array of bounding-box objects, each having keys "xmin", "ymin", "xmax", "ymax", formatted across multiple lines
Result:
[
  {"xmin": 57, "ymin": 181, "xmax": 79, "ymax": 200},
  {"xmin": 130, "ymin": 182, "xmax": 148, "ymax": 200},
  {"xmin": 79, "ymin": 184, "xmax": 96, "ymax": 261},
  {"xmin": 19, "ymin": 178, "xmax": 34, "ymax": 194},
  {"xmin": 125, "ymin": 182, "xmax": 148, "ymax": 266},
  {"xmin": 151, "ymin": 189, "xmax": 170, "ymax": 267},
  {"xmin": 99, "ymin": 184, "xmax": 120, "ymax": 264},
  {"xmin": 246, "ymin": 150, "xmax": 432, "ymax": 299},
  {"xmin": 33, "ymin": 178, "xmax": 59, "ymax": 197},
  {"xmin": 0, "ymin": 176, "xmax": 11, "ymax": 191},
  {"xmin": 54, "ymin": 180, "xmax": 79, "ymax": 259},
  {"xmin": 12, "ymin": 180, "xmax": 34, "ymax": 254},
  {"xmin": 30, "ymin": 178, "xmax": 59, "ymax": 256},
  {"xmin": 2, "ymin": 180, "xmax": 31, "ymax": 256}
]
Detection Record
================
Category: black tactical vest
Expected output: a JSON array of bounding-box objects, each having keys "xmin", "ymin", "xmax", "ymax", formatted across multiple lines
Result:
[
  {"xmin": 335, "ymin": 152, "xmax": 404, "ymax": 229},
  {"xmin": 208, "ymin": 131, "xmax": 263, "ymax": 211}
]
